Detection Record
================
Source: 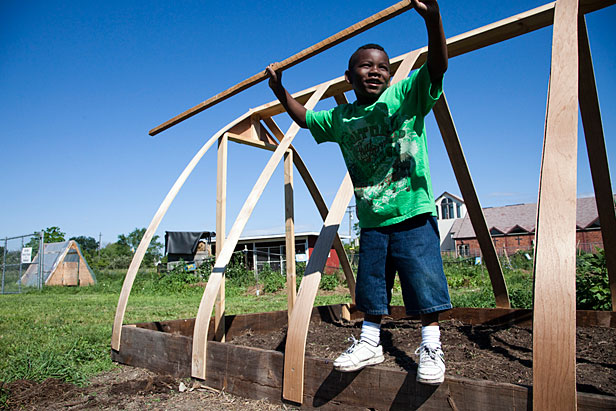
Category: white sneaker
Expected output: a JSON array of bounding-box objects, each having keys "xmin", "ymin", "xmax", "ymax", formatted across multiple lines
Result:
[
  {"xmin": 333, "ymin": 337, "xmax": 384, "ymax": 372},
  {"xmin": 415, "ymin": 344, "xmax": 445, "ymax": 384}
]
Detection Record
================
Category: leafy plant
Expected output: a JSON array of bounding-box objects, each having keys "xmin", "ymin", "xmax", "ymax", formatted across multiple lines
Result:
[
  {"xmin": 576, "ymin": 248, "xmax": 610, "ymax": 310},
  {"xmin": 259, "ymin": 265, "xmax": 286, "ymax": 293},
  {"xmin": 319, "ymin": 274, "xmax": 339, "ymax": 291}
]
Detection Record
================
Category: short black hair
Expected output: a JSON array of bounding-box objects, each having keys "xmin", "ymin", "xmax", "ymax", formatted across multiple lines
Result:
[{"xmin": 348, "ymin": 44, "xmax": 389, "ymax": 71}]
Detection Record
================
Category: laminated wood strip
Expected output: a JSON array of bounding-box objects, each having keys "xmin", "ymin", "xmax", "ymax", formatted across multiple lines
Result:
[
  {"xmin": 285, "ymin": 150, "xmax": 297, "ymax": 320},
  {"xmin": 282, "ymin": 52, "xmax": 420, "ymax": 403},
  {"xmin": 283, "ymin": 173, "xmax": 354, "ymax": 403},
  {"xmin": 148, "ymin": 0, "xmax": 415, "ymax": 136},
  {"xmin": 111, "ymin": 111, "xmax": 252, "ymax": 351},
  {"xmin": 191, "ymin": 82, "xmax": 331, "ymax": 380},
  {"xmin": 262, "ymin": 118, "xmax": 357, "ymax": 301},
  {"xmin": 578, "ymin": 17, "xmax": 616, "ymax": 310},
  {"xmin": 532, "ymin": 0, "xmax": 579, "ymax": 409},
  {"xmin": 215, "ymin": 134, "xmax": 228, "ymax": 342},
  {"xmin": 251, "ymin": 0, "xmax": 614, "ymax": 121},
  {"xmin": 433, "ymin": 94, "xmax": 510, "ymax": 308}
]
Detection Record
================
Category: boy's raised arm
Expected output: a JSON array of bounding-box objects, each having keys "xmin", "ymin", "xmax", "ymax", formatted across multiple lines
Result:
[
  {"xmin": 411, "ymin": 0, "xmax": 447, "ymax": 83},
  {"xmin": 265, "ymin": 64, "xmax": 308, "ymax": 129}
]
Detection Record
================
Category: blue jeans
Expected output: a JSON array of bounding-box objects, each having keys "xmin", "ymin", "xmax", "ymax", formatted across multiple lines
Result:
[{"xmin": 355, "ymin": 213, "xmax": 452, "ymax": 316}]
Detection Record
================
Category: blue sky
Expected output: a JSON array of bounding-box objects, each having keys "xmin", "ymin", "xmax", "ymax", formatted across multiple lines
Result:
[{"xmin": 1, "ymin": 0, "xmax": 614, "ymax": 246}]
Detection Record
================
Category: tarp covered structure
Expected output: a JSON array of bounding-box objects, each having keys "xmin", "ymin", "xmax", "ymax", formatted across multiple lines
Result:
[
  {"xmin": 21, "ymin": 240, "xmax": 96, "ymax": 287},
  {"xmin": 165, "ymin": 231, "xmax": 215, "ymax": 263}
]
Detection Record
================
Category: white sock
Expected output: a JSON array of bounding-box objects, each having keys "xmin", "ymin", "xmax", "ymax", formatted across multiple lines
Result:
[
  {"xmin": 421, "ymin": 325, "xmax": 441, "ymax": 348},
  {"xmin": 360, "ymin": 320, "xmax": 381, "ymax": 346}
]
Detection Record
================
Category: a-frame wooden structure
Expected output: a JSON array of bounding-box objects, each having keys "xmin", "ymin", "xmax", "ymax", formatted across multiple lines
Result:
[{"xmin": 112, "ymin": 0, "xmax": 616, "ymax": 409}]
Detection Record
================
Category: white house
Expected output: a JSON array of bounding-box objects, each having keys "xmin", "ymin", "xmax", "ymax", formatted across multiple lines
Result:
[{"xmin": 435, "ymin": 192, "xmax": 466, "ymax": 252}]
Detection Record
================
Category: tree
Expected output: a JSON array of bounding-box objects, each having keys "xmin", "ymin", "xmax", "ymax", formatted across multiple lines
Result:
[
  {"xmin": 117, "ymin": 228, "xmax": 163, "ymax": 267},
  {"xmin": 70, "ymin": 236, "xmax": 99, "ymax": 262},
  {"xmin": 25, "ymin": 226, "xmax": 66, "ymax": 250}
]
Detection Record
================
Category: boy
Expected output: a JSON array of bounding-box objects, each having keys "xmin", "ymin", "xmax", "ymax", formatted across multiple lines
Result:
[{"xmin": 266, "ymin": 0, "xmax": 450, "ymax": 385}]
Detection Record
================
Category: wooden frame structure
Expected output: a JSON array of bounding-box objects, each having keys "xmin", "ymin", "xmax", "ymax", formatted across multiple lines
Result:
[{"xmin": 112, "ymin": 0, "xmax": 616, "ymax": 408}]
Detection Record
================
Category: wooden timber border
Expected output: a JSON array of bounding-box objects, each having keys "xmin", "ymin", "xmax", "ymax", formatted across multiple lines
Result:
[{"xmin": 111, "ymin": 305, "xmax": 616, "ymax": 410}]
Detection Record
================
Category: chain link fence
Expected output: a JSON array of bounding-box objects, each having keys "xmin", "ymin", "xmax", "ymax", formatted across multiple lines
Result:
[{"xmin": 1, "ymin": 232, "xmax": 44, "ymax": 294}]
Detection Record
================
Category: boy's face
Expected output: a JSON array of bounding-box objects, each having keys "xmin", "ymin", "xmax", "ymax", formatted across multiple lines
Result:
[{"xmin": 345, "ymin": 48, "xmax": 391, "ymax": 105}]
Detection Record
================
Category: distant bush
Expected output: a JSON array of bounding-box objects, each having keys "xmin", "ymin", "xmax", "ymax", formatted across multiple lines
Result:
[
  {"xmin": 225, "ymin": 255, "xmax": 254, "ymax": 288},
  {"xmin": 508, "ymin": 250, "xmax": 534, "ymax": 271},
  {"xmin": 576, "ymin": 248, "xmax": 611, "ymax": 311},
  {"xmin": 259, "ymin": 265, "xmax": 286, "ymax": 293},
  {"xmin": 319, "ymin": 274, "xmax": 339, "ymax": 291}
]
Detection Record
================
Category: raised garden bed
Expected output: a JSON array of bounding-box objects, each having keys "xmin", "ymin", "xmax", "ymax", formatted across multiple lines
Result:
[{"xmin": 111, "ymin": 305, "xmax": 616, "ymax": 410}]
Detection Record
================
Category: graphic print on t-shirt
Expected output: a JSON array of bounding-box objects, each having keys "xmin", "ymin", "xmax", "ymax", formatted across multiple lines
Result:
[{"xmin": 338, "ymin": 102, "xmax": 418, "ymax": 213}]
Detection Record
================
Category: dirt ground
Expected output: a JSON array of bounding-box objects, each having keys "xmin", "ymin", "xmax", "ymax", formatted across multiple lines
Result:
[
  {"xmin": 231, "ymin": 318, "xmax": 616, "ymax": 397},
  {"xmin": 3, "ymin": 319, "xmax": 614, "ymax": 410},
  {"xmin": 2, "ymin": 366, "xmax": 293, "ymax": 410}
]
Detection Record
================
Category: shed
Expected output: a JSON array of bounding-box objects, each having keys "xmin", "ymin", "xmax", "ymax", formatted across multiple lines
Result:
[{"xmin": 21, "ymin": 240, "xmax": 96, "ymax": 287}]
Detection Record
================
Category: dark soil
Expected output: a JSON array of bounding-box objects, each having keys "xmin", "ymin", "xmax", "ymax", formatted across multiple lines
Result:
[
  {"xmin": 1, "ymin": 366, "xmax": 291, "ymax": 410},
  {"xmin": 230, "ymin": 318, "xmax": 616, "ymax": 397}
]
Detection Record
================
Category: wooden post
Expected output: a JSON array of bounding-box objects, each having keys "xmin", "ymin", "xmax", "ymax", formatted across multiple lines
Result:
[
  {"xmin": 533, "ymin": 0, "xmax": 579, "ymax": 408},
  {"xmin": 283, "ymin": 174, "xmax": 354, "ymax": 403},
  {"xmin": 215, "ymin": 133, "xmax": 228, "ymax": 342},
  {"xmin": 432, "ymin": 94, "xmax": 510, "ymax": 308},
  {"xmin": 285, "ymin": 149, "xmax": 297, "ymax": 320},
  {"xmin": 191, "ymin": 82, "xmax": 331, "ymax": 380},
  {"xmin": 578, "ymin": 16, "xmax": 616, "ymax": 311}
]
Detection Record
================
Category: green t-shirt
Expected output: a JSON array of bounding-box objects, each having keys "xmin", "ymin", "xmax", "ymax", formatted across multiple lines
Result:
[{"xmin": 306, "ymin": 63, "xmax": 443, "ymax": 228}]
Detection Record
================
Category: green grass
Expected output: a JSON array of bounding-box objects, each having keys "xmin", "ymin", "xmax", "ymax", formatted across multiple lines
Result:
[{"xmin": 0, "ymin": 268, "xmax": 352, "ymax": 390}]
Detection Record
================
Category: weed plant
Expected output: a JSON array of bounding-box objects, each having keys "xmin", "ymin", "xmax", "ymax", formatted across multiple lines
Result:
[{"xmin": 576, "ymin": 248, "xmax": 611, "ymax": 310}]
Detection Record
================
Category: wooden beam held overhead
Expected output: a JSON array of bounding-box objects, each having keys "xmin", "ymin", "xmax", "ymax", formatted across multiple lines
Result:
[
  {"xmin": 148, "ymin": 0, "xmax": 415, "ymax": 136},
  {"xmin": 249, "ymin": 0, "xmax": 614, "ymax": 121}
]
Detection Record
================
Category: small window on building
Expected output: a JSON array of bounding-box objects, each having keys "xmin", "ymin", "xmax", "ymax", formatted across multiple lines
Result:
[
  {"xmin": 458, "ymin": 243, "xmax": 469, "ymax": 257},
  {"xmin": 456, "ymin": 203, "xmax": 461, "ymax": 218},
  {"xmin": 255, "ymin": 245, "xmax": 282, "ymax": 273},
  {"xmin": 441, "ymin": 198, "xmax": 454, "ymax": 220}
]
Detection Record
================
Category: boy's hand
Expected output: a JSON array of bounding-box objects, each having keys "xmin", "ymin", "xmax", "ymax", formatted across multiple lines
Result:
[
  {"xmin": 264, "ymin": 63, "xmax": 308, "ymax": 129},
  {"xmin": 412, "ymin": 0, "xmax": 447, "ymax": 83},
  {"xmin": 411, "ymin": 0, "xmax": 440, "ymax": 23},
  {"xmin": 265, "ymin": 63, "xmax": 283, "ymax": 90}
]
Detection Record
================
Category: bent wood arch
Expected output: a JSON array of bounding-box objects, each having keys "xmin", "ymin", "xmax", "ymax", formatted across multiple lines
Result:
[
  {"xmin": 282, "ymin": 49, "xmax": 421, "ymax": 403},
  {"xmin": 111, "ymin": 111, "xmax": 253, "ymax": 351},
  {"xmin": 191, "ymin": 82, "xmax": 331, "ymax": 379}
]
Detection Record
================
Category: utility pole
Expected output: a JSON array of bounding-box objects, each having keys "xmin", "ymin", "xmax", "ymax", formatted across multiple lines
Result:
[
  {"xmin": 98, "ymin": 232, "xmax": 102, "ymax": 257},
  {"xmin": 346, "ymin": 205, "xmax": 355, "ymax": 244}
]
